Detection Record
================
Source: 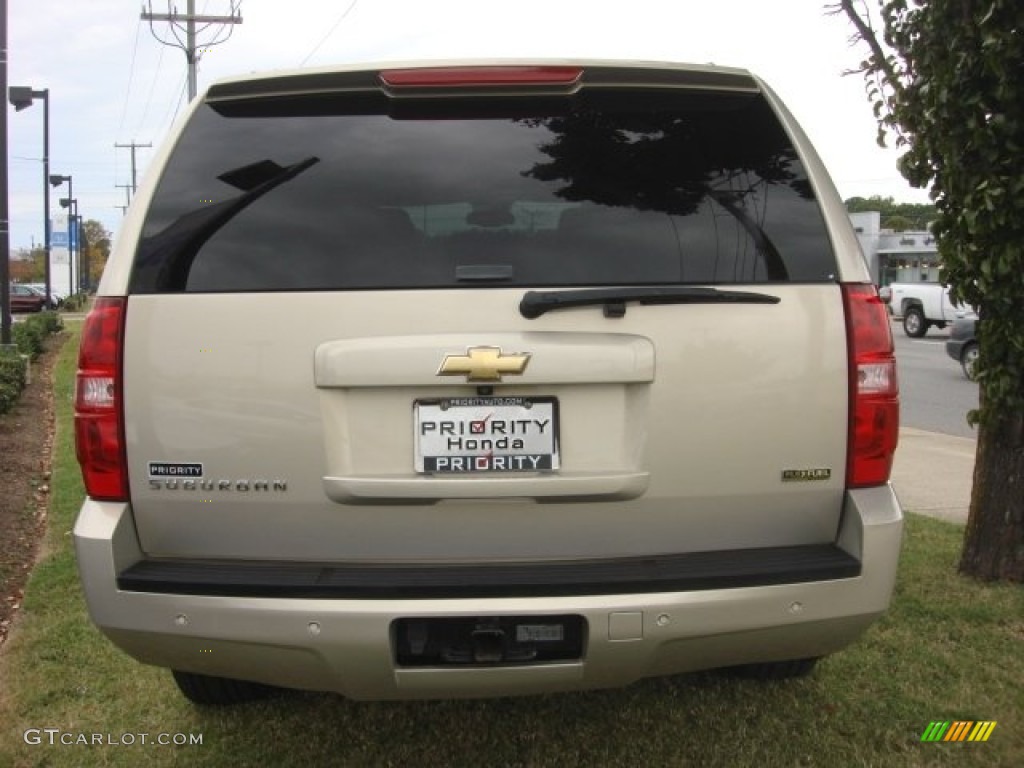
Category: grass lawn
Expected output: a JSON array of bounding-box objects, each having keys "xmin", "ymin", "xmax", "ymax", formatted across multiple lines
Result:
[{"xmin": 0, "ymin": 323, "xmax": 1020, "ymax": 767}]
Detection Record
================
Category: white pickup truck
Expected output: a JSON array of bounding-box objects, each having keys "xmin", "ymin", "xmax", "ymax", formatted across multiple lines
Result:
[{"xmin": 882, "ymin": 282, "xmax": 971, "ymax": 337}]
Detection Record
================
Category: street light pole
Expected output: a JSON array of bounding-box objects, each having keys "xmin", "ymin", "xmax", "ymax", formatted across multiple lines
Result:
[
  {"xmin": 9, "ymin": 85, "xmax": 51, "ymax": 306},
  {"xmin": 75, "ymin": 213, "xmax": 86, "ymax": 292},
  {"xmin": 64, "ymin": 178, "xmax": 72, "ymax": 294},
  {"xmin": 69, "ymin": 202, "xmax": 77, "ymax": 295},
  {"xmin": 43, "ymin": 91, "xmax": 49, "ymax": 302}
]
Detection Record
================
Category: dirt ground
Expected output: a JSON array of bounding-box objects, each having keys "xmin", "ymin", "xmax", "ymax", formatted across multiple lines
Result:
[{"xmin": 0, "ymin": 331, "xmax": 67, "ymax": 649}]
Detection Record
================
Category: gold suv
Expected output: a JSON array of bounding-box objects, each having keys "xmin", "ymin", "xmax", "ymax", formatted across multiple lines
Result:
[{"xmin": 73, "ymin": 60, "xmax": 902, "ymax": 705}]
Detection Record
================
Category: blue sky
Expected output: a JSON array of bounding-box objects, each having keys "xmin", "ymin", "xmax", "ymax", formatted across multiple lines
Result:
[{"xmin": 6, "ymin": 0, "xmax": 929, "ymax": 251}]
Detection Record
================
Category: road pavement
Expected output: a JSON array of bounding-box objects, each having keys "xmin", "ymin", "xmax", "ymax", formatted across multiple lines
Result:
[
  {"xmin": 888, "ymin": 319, "xmax": 976, "ymax": 524},
  {"xmin": 891, "ymin": 322, "xmax": 978, "ymax": 438}
]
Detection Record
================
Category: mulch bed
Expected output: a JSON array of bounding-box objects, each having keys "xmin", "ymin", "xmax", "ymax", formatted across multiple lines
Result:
[{"xmin": 0, "ymin": 331, "xmax": 67, "ymax": 649}]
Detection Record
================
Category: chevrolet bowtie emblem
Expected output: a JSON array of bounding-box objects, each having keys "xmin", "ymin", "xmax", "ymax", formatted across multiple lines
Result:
[{"xmin": 437, "ymin": 346, "xmax": 531, "ymax": 382}]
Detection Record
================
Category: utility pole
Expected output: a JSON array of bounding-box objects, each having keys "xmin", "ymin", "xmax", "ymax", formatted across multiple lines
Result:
[
  {"xmin": 141, "ymin": 1, "xmax": 243, "ymax": 102},
  {"xmin": 116, "ymin": 184, "xmax": 132, "ymax": 213},
  {"xmin": 114, "ymin": 141, "xmax": 151, "ymax": 195}
]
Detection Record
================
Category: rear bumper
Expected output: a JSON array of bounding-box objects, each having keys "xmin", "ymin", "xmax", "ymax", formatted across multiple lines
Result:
[
  {"xmin": 945, "ymin": 337, "xmax": 968, "ymax": 362},
  {"xmin": 73, "ymin": 487, "xmax": 902, "ymax": 700}
]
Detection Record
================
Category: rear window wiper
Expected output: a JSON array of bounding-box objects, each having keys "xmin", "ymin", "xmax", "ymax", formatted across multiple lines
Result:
[{"xmin": 519, "ymin": 286, "xmax": 780, "ymax": 319}]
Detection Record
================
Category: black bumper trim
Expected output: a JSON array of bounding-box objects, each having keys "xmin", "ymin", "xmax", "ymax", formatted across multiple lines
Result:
[{"xmin": 117, "ymin": 544, "xmax": 860, "ymax": 600}]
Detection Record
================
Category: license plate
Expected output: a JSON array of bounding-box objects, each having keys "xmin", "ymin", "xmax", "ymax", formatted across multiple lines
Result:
[{"xmin": 414, "ymin": 397, "xmax": 559, "ymax": 473}]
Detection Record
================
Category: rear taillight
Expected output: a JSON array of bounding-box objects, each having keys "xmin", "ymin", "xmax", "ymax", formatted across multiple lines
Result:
[
  {"xmin": 75, "ymin": 297, "xmax": 128, "ymax": 501},
  {"xmin": 842, "ymin": 284, "xmax": 899, "ymax": 487},
  {"xmin": 379, "ymin": 66, "xmax": 583, "ymax": 90}
]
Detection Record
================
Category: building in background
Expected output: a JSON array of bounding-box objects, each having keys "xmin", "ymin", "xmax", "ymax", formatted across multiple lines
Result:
[{"xmin": 851, "ymin": 211, "xmax": 940, "ymax": 287}]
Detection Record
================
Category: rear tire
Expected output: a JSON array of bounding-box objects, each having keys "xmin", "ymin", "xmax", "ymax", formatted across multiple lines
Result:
[
  {"xmin": 903, "ymin": 307, "xmax": 928, "ymax": 338},
  {"xmin": 961, "ymin": 342, "xmax": 979, "ymax": 381},
  {"xmin": 171, "ymin": 670, "xmax": 277, "ymax": 706},
  {"xmin": 721, "ymin": 657, "xmax": 819, "ymax": 680}
]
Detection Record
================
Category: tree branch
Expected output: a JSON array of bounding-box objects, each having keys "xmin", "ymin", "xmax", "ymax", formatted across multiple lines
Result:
[{"xmin": 837, "ymin": 0, "xmax": 904, "ymax": 99}]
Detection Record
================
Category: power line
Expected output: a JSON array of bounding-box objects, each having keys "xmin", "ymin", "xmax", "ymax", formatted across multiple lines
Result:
[
  {"xmin": 300, "ymin": 0, "xmax": 359, "ymax": 66},
  {"xmin": 117, "ymin": 20, "xmax": 144, "ymax": 137},
  {"xmin": 169, "ymin": 76, "xmax": 190, "ymax": 126},
  {"xmin": 158, "ymin": 72, "xmax": 189, "ymax": 133},
  {"xmin": 134, "ymin": 42, "xmax": 166, "ymax": 138}
]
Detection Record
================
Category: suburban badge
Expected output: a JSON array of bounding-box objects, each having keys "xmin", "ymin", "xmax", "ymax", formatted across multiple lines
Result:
[{"xmin": 437, "ymin": 346, "xmax": 531, "ymax": 383}]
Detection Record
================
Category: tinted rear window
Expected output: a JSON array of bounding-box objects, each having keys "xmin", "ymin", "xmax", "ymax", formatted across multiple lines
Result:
[{"xmin": 132, "ymin": 89, "xmax": 836, "ymax": 293}]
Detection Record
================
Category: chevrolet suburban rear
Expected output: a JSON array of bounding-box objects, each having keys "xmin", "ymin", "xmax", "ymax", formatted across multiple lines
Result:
[{"xmin": 73, "ymin": 60, "xmax": 902, "ymax": 705}]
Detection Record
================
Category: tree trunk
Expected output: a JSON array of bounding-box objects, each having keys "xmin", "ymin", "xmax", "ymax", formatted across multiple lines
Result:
[{"xmin": 959, "ymin": 408, "xmax": 1024, "ymax": 582}]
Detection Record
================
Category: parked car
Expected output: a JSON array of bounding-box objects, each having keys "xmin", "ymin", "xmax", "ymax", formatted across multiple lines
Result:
[
  {"xmin": 22, "ymin": 284, "xmax": 60, "ymax": 310},
  {"xmin": 945, "ymin": 315, "xmax": 979, "ymax": 380},
  {"xmin": 26, "ymin": 283, "xmax": 65, "ymax": 307},
  {"xmin": 73, "ymin": 59, "xmax": 903, "ymax": 706},
  {"xmin": 8, "ymin": 283, "xmax": 47, "ymax": 313}
]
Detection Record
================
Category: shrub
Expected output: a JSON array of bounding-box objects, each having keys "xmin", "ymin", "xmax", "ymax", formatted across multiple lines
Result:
[
  {"xmin": 0, "ymin": 350, "xmax": 27, "ymax": 414},
  {"xmin": 61, "ymin": 293, "xmax": 88, "ymax": 312},
  {"xmin": 35, "ymin": 310, "xmax": 64, "ymax": 335},
  {"xmin": 12, "ymin": 322, "xmax": 45, "ymax": 360},
  {"xmin": 0, "ymin": 312, "xmax": 64, "ymax": 410}
]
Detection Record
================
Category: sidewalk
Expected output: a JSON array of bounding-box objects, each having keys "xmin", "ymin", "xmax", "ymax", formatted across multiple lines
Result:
[{"xmin": 890, "ymin": 428, "xmax": 976, "ymax": 524}]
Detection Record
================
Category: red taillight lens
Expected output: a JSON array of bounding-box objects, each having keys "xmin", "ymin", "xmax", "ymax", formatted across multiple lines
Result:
[
  {"xmin": 75, "ymin": 297, "xmax": 128, "ymax": 501},
  {"xmin": 842, "ymin": 284, "xmax": 899, "ymax": 487},
  {"xmin": 379, "ymin": 66, "xmax": 583, "ymax": 90}
]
